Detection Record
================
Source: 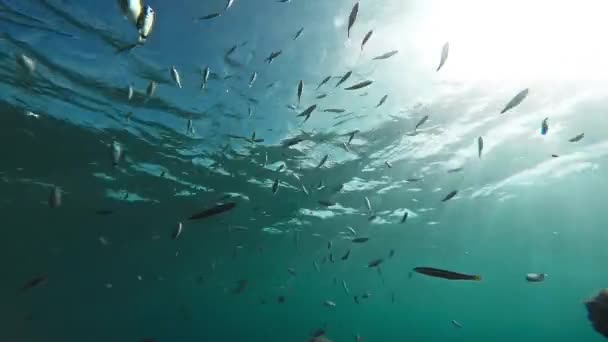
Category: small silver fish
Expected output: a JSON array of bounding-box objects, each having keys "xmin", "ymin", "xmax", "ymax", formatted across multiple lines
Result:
[
  {"xmin": 272, "ymin": 179, "xmax": 279, "ymax": 194},
  {"xmin": 342, "ymin": 280, "xmax": 350, "ymax": 294},
  {"xmin": 317, "ymin": 76, "xmax": 331, "ymax": 90},
  {"xmin": 451, "ymin": 320, "xmax": 462, "ymax": 328},
  {"xmin": 224, "ymin": 0, "xmax": 235, "ymax": 11},
  {"xmin": 324, "ymin": 300, "xmax": 336, "ymax": 307},
  {"xmin": 297, "ymin": 80, "xmax": 303, "ymax": 107},
  {"xmin": 364, "ymin": 196, "xmax": 372, "ymax": 213},
  {"xmin": 136, "ymin": 5, "xmax": 155, "ymax": 43},
  {"xmin": 249, "ymin": 71, "xmax": 257, "ymax": 87},
  {"xmin": 127, "ymin": 84, "xmax": 134, "ymax": 101},
  {"xmin": 293, "ymin": 27, "xmax": 304, "ymax": 41},
  {"xmin": 345, "ymin": 80, "xmax": 373, "ymax": 90},
  {"xmin": 342, "ymin": 142, "xmax": 350, "ymax": 152},
  {"xmin": 376, "ymin": 94, "xmax": 388, "ymax": 108},
  {"xmin": 336, "ymin": 71, "xmax": 352, "ymax": 88},
  {"xmin": 437, "ymin": 42, "xmax": 449, "ymax": 71},
  {"xmin": 48, "ymin": 186, "xmax": 62, "ymax": 208},
  {"xmin": 385, "ymin": 161, "xmax": 392, "ymax": 168},
  {"xmin": 373, "ymin": 50, "xmax": 398, "ymax": 60},
  {"xmin": 111, "ymin": 140, "xmax": 122, "ymax": 166},
  {"xmin": 301, "ymin": 184, "xmax": 309, "ymax": 195},
  {"xmin": 478, "ymin": 136, "xmax": 484, "ymax": 158},
  {"xmin": 569, "ymin": 133, "xmax": 584, "ymax": 143},
  {"xmin": 186, "ymin": 119, "xmax": 194, "ymax": 135},
  {"xmin": 347, "ymin": 2, "xmax": 359, "ymax": 38},
  {"xmin": 501, "ymin": 88, "xmax": 529, "ymax": 114},
  {"xmin": 526, "ymin": 273, "xmax": 547, "ymax": 282},
  {"xmin": 202, "ymin": 66, "xmax": 210, "ymax": 89},
  {"xmin": 316, "ymin": 154, "xmax": 329, "ymax": 168},
  {"xmin": 313, "ymin": 261, "xmax": 320, "ymax": 272},
  {"xmin": 541, "ymin": 118, "xmax": 549, "ymax": 135},
  {"xmin": 170, "ymin": 66, "xmax": 182, "ymax": 88},
  {"xmin": 118, "ymin": 0, "xmax": 142, "ymax": 23},
  {"xmin": 146, "ymin": 80, "xmax": 156, "ymax": 99},
  {"xmin": 16, "ymin": 54, "xmax": 36, "ymax": 74},
  {"xmin": 172, "ymin": 222, "xmax": 183, "ymax": 240},
  {"xmin": 361, "ymin": 29, "xmax": 373, "ymax": 51},
  {"xmin": 287, "ymin": 267, "xmax": 296, "ymax": 276},
  {"xmin": 415, "ymin": 115, "xmax": 429, "ymax": 130},
  {"xmin": 346, "ymin": 226, "xmax": 357, "ymax": 235}
]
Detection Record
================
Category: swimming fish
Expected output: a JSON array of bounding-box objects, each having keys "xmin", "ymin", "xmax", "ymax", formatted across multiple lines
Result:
[
  {"xmin": 146, "ymin": 80, "xmax": 156, "ymax": 99},
  {"xmin": 376, "ymin": 94, "xmax": 388, "ymax": 108},
  {"xmin": 361, "ymin": 29, "xmax": 373, "ymax": 51},
  {"xmin": 367, "ymin": 258, "xmax": 384, "ymax": 268},
  {"xmin": 272, "ymin": 179, "xmax": 279, "ymax": 194},
  {"xmin": 447, "ymin": 167, "xmax": 463, "ymax": 173},
  {"xmin": 201, "ymin": 66, "xmax": 210, "ymax": 89},
  {"xmin": 328, "ymin": 240, "xmax": 332, "ymax": 250},
  {"xmin": 342, "ymin": 280, "xmax": 350, "ymax": 294},
  {"xmin": 478, "ymin": 136, "xmax": 484, "ymax": 158},
  {"xmin": 264, "ymin": 50, "xmax": 282, "ymax": 63},
  {"xmin": 313, "ymin": 261, "xmax": 320, "ymax": 272},
  {"xmin": 318, "ymin": 200, "xmax": 336, "ymax": 207},
  {"xmin": 199, "ymin": 12, "xmax": 221, "ymax": 20},
  {"xmin": 317, "ymin": 76, "xmax": 331, "ymax": 90},
  {"xmin": 525, "ymin": 273, "xmax": 547, "ymax": 282},
  {"xmin": 119, "ymin": 0, "xmax": 142, "ymax": 23},
  {"xmin": 569, "ymin": 133, "xmax": 584, "ymax": 142},
  {"xmin": 170, "ymin": 66, "xmax": 182, "ymax": 88},
  {"xmin": 226, "ymin": 45, "xmax": 237, "ymax": 57},
  {"xmin": 342, "ymin": 142, "xmax": 350, "ymax": 152},
  {"xmin": 441, "ymin": 190, "xmax": 458, "ymax": 202},
  {"xmin": 172, "ymin": 222, "xmax": 183, "ymax": 240},
  {"xmin": 224, "ymin": 0, "xmax": 235, "ymax": 11},
  {"xmin": 336, "ymin": 71, "xmax": 352, "ymax": 87},
  {"xmin": 364, "ymin": 196, "xmax": 372, "ymax": 213},
  {"xmin": 388, "ymin": 249, "xmax": 395, "ymax": 258},
  {"xmin": 415, "ymin": 115, "xmax": 429, "ymax": 130},
  {"xmin": 541, "ymin": 118, "xmax": 549, "ymax": 135},
  {"xmin": 347, "ymin": 2, "xmax": 359, "ymax": 38},
  {"xmin": 437, "ymin": 42, "xmax": 449, "ymax": 71},
  {"xmin": 347, "ymin": 130, "xmax": 358, "ymax": 144},
  {"xmin": 329, "ymin": 253, "xmax": 334, "ymax": 263},
  {"xmin": 324, "ymin": 108, "xmax": 346, "ymax": 113},
  {"xmin": 127, "ymin": 84, "xmax": 134, "ymax": 101},
  {"xmin": 452, "ymin": 320, "xmax": 463, "ymax": 328},
  {"xmin": 297, "ymin": 80, "xmax": 303, "ymax": 107},
  {"xmin": 352, "ymin": 237, "xmax": 369, "ymax": 243},
  {"xmin": 136, "ymin": 5, "xmax": 154, "ymax": 43},
  {"xmin": 297, "ymin": 104, "xmax": 317, "ymax": 122},
  {"xmin": 324, "ymin": 300, "xmax": 337, "ymax": 308},
  {"xmin": 111, "ymin": 140, "xmax": 122, "ymax": 166},
  {"xmin": 287, "ymin": 268, "xmax": 296, "ymax": 276},
  {"xmin": 500, "ymin": 88, "xmax": 529, "ymax": 114},
  {"xmin": 413, "ymin": 267, "xmax": 481, "ymax": 281},
  {"xmin": 317, "ymin": 154, "xmax": 329, "ymax": 168},
  {"xmin": 16, "ymin": 54, "xmax": 36, "ymax": 74},
  {"xmin": 188, "ymin": 202, "xmax": 236, "ymax": 220},
  {"xmin": 373, "ymin": 50, "xmax": 398, "ymax": 60},
  {"xmin": 293, "ymin": 27, "xmax": 304, "ymax": 40},
  {"xmin": 400, "ymin": 212, "xmax": 408, "ymax": 223},
  {"xmin": 345, "ymin": 80, "xmax": 373, "ymax": 90},
  {"xmin": 22, "ymin": 275, "xmax": 48, "ymax": 291},
  {"xmin": 48, "ymin": 186, "xmax": 62, "ymax": 208},
  {"xmin": 385, "ymin": 161, "xmax": 392, "ymax": 168},
  {"xmin": 341, "ymin": 249, "xmax": 351, "ymax": 260},
  {"xmin": 346, "ymin": 226, "xmax": 357, "ymax": 235},
  {"xmin": 248, "ymin": 72, "xmax": 257, "ymax": 87}
]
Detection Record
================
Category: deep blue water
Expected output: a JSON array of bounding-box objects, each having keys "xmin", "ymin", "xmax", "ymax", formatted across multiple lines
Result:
[{"xmin": 3, "ymin": 0, "xmax": 608, "ymax": 341}]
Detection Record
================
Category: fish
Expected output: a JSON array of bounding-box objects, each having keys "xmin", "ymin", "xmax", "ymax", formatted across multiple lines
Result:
[
  {"xmin": 341, "ymin": 249, "xmax": 351, "ymax": 260},
  {"xmin": 376, "ymin": 94, "xmax": 388, "ymax": 108},
  {"xmin": 342, "ymin": 280, "xmax": 350, "ymax": 294},
  {"xmin": 186, "ymin": 119, "xmax": 194, "ymax": 135},
  {"xmin": 500, "ymin": 88, "xmax": 529, "ymax": 114},
  {"xmin": 361, "ymin": 29, "xmax": 373, "ymax": 51},
  {"xmin": 248, "ymin": 72, "xmax": 257, "ymax": 87},
  {"xmin": 224, "ymin": 0, "xmax": 235, "ymax": 11},
  {"xmin": 188, "ymin": 202, "xmax": 236, "ymax": 220},
  {"xmin": 275, "ymin": 164, "xmax": 285, "ymax": 172},
  {"xmin": 302, "ymin": 184, "xmax": 310, "ymax": 195},
  {"xmin": 146, "ymin": 80, "xmax": 156, "ymax": 99},
  {"xmin": 297, "ymin": 104, "xmax": 317, "ymax": 122},
  {"xmin": 447, "ymin": 167, "xmax": 463, "ymax": 173},
  {"xmin": 551, "ymin": 154, "xmax": 559, "ymax": 158},
  {"xmin": 226, "ymin": 45, "xmax": 237, "ymax": 57},
  {"xmin": 324, "ymin": 108, "xmax": 346, "ymax": 113},
  {"xmin": 324, "ymin": 300, "xmax": 337, "ymax": 308},
  {"xmin": 281, "ymin": 137, "xmax": 305, "ymax": 147},
  {"xmin": 354, "ymin": 296, "xmax": 360, "ymax": 304},
  {"xmin": 347, "ymin": 2, "xmax": 359, "ymax": 38},
  {"xmin": 352, "ymin": 237, "xmax": 369, "ymax": 243},
  {"xmin": 287, "ymin": 268, "xmax": 296, "ymax": 276},
  {"xmin": 478, "ymin": 136, "xmax": 484, "ymax": 158},
  {"xmin": 342, "ymin": 142, "xmax": 350, "ymax": 152},
  {"xmin": 265, "ymin": 50, "xmax": 282, "ymax": 63},
  {"xmin": 272, "ymin": 179, "xmax": 279, "ymax": 194},
  {"xmin": 441, "ymin": 190, "xmax": 458, "ymax": 202},
  {"xmin": 329, "ymin": 253, "xmax": 334, "ymax": 263},
  {"xmin": 119, "ymin": 0, "xmax": 142, "ymax": 23},
  {"xmin": 401, "ymin": 211, "xmax": 409, "ymax": 223},
  {"xmin": 111, "ymin": 140, "xmax": 122, "ymax": 166},
  {"xmin": 346, "ymin": 226, "xmax": 357, "ymax": 235},
  {"xmin": 336, "ymin": 71, "xmax": 352, "ymax": 87},
  {"xmin": 199, "ymin": 12, "xmax": 221, "ymax": 20},
  {"xmin": 415, "ymin": 115, "xmax": 429, "ymax": 130},
  {"xmin": 293, "ymin": 27, "xmax": 304, "ymax": 40},
  {"xmin": 569, "ymin": 133, "xmax": 584, "ymax": 142},
  {"xmin": 136, "ymin": 6, "xmax": 155, "ymax": 43},
  {"xmin": 201, "ymin": 67, "xmax": 211, "ymax": 89},
  {"xmin": 373, "ymin": 50, "xmax": 398, "ymax": 60},
  {"xmin": 388, "ymin": 249, "xmax": 395, "ymax": 258},
  {"xmin": 313, "ymin": 261, "xmax": 320, "ymax": 272},
  {"xmin": 541, "ymin": 118, "xmax": 549, "ymax": 135},
  {"xmin": 172, "ymin": 222, "xmax": 183, "ymax": 240},
  {"xmin": 413, "ymin": 267, "xmax": 481, "ymax": 281},
  {"xmin": 318, "ymin": 200, "xmax": 336, "ymax": 207},
  {"xmin": 297, "ymin": 80, "xmax": 303, "ymax": 107},
  {"xmin": 127, "ymin": 84, "xmax": 134, "ymax": 101},
  {"xmin": 437, "ymin": 42, "xmax": 449, "ymax": 71},
  {"xmin": 328, "ymin": 241, "xmax": 333, "ymax": 250},
  {"xmin": 16, "ymin": 54, "xmax": 36, "ymax": 74},
  {"xmin": 317, "ymin": 154, "xmax": 329, "ymax": 168},
  {"xmin": 317, "ymin": 76, "xmax": 331, "ymax": 90},
  {"xmin": 364, "ymin": 196, "xmax": 372, "ymax": 213},
  {"xmin": 368, "ymin": 258, "xmax": 383, "ymax": 268},
  {"xmin": 452, "ymin": 320, "xmax": 462, "ymax": 328},
  {"xmin": 347, "ymin": 130, "xmax": 358, "ymax": 145},
  {"xmin": 48, "ymin": 186, "xmax": 62, "ymax": 208},
  {"xmin": 406, "ymin": 177, "xmax": 422, "ymax": 182},
  {"xmin": 385, "ymin": 161, "xmax": 392, "ymax": 168},
  {"xmin": 345, "ymin": 80, "xmax": 373, "ymax": 90},
  {"xmin": 526, "ymin": 273, "xmax": 547, "ymax": 282},
  {"xmin": 170, "ymin": 66, "xmax": 182, "ymax": 88},
  {"xmin": 22, "ymin": 275, "xmax": 48, "ymax": 291}
]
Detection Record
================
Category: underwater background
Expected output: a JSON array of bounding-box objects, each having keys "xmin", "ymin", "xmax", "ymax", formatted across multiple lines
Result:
[{"xmin": 3, "ymin": 0, "xmax": 608, "ymax": 341}]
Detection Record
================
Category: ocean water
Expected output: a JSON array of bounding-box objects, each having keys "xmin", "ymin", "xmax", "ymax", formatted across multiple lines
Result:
[{"xmin": 3, "ymin": 0, "xmax": 608, "ymax": 341}]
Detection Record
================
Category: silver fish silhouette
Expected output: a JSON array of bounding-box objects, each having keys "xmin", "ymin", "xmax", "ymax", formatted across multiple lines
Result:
[
  {"xmin": 347, "ymin": 2, "xmax": 359, "ymax": 38},
  {"xmin": 501, "ymin": 88, "xmax": 529, "ymax": 114},
  {"xmin": 361, "ymin": 30, "xmax": 373, "ymax": 51},
  {"xmin": 478, "ymin": 136, "xmax": 483, "ymax": 158},
  {"xmin": 170, "ymin": 66, "xmax": 182, "ymax": 88},
  {"xmin": 437, "ymin": 42, "xmax": 449, "ymax": 71},
  {"xmin": 373, "ymin": 50, "xmax": 398, "ymax": 60},
  {"xmin": 136, "ymin": 5, "xmax": 154, "ymax": 43}
]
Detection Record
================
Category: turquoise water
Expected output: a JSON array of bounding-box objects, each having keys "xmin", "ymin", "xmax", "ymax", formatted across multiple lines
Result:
[{"xmin": 3, "ymin": 0, "xmax": 608, "ymax": 341}]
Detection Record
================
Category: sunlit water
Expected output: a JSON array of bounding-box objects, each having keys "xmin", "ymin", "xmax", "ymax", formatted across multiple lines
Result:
[{"xmin": 2, "ymin": 0, "xmax": 608, "ymax": 341}]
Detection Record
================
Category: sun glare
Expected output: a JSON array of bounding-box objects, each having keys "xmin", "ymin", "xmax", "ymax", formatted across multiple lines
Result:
[{"xmin": 414, "ymin": 0, "xmax": 608, "ymax": 84}]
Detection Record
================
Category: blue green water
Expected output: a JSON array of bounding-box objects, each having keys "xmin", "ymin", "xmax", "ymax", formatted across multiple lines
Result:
[{"xmin": 2, "ymin": 0, "xmax": 608, "ymax": 341}]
